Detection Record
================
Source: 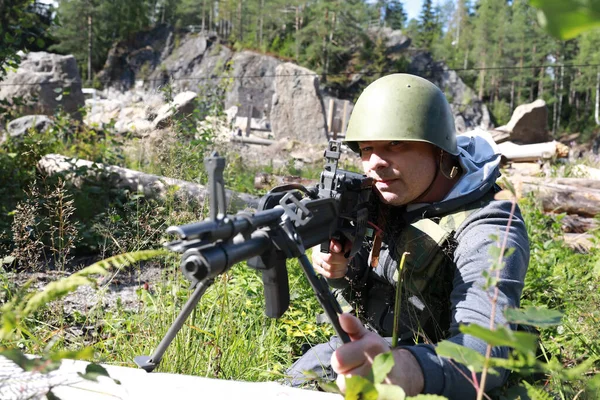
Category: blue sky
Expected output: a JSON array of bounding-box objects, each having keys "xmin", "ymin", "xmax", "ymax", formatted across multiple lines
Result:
[{"xmin": 404, "ymin": 0, "xmax": 446, "ymax": 21}]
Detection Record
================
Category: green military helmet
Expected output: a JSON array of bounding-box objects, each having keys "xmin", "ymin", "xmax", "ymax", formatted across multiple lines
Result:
[{"xmin": 344, "ymin": 74, "xmax": 458, "ymax": 156}]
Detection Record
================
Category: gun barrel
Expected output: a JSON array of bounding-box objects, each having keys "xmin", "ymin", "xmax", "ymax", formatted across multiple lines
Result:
[
  {"xmin": 181, "ymin": 230, "xmax": 272, "ymax": 283},
  {"xmin": 167, "ymin": 208, "xmax": 285, "ymax": 242}
]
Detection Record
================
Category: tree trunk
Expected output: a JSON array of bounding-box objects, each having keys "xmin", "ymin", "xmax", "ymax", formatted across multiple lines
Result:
[
  {"xmin": 201, "ymin": 0, "xmax": 206, "ymax": 32},
  {"xmin": 87, "ymin": 13, "xmax": 93, "ymax": 83},
  {"xmin": 538, "ymin": 66, "xmax": 544, "ymax": 98},
  {"xmin": 478, "ymin": 58, "xmax": 486, "ymax": 100},
  {"xmin": 516, "ymin": 42, "xmax": 524, "ymax": 104},
  {"xmin": 238, "ymin": 0, "xmax": 243, "ymax": 42},
  {"xmin": 258, "ymin": 0, "xmax": 264, "ymax": 48},
  {"xmin": 508, "ymin": 177, "xmax": 600, "ymax": 217},
  {"xmin": 556, "ymin": 65, "xmax": 564, "ymax": 136},
  {"xmin": 295, "ymin": 5, "xmax": 301, "ymax": 60},
  {"xmin": 323, "ymin": 11, "xmax": 336, "ymax": 81},
  {"xmin": 37, "ymin": 154, "xmax": 259, "ymax": 209},
  {"xmin": 510, "ymin": 80, "xmax": 515, "ymax": 112},
  {"xmin": 552, "ymin": 65, "xmax": 558, "ymax": 136},
  {"xmin": 595, "ymin": 67, "xmax": 600, "ymax": 125},
  {"xmin": 530, "ymin": 44, "xmax": 536, "ymax": 102}
]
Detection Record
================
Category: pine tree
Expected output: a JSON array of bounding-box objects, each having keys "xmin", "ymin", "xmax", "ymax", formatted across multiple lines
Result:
[
  {"xmin": 385, "ymin": 0, "xmax": 407, "ymax": 30},
  {"xmin": 415, "ymin": 0, "xmax": 441, "ymax": 49}
]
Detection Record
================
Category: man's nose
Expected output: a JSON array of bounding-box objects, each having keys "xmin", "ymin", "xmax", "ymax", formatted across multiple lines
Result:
[{"xmin": 367, "ymin": 152, "xmax": 389, "ymax": 170}]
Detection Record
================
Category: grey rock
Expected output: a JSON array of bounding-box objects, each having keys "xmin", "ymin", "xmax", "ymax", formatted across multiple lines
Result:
[
  {"xmin": 505, "ymin": 99, "xmax": 550, "ymax": 144},
  {"xmin": 4, "ymin": 115, "xmax": 54, "ymax": 143},
  {"xmin": 366, "ymin": 27, "xmax": 411, "ymax": 54},
  {"xmin": 225, "ymin": 51, "xmax": 282, "ymax": 119},
  {"xmin": 271, "ymin": 63, "xmax": 328, "ymax": 144},
  {"xmin": 152, "ymin": 91, "xmax": 198, "ymax": 128},
  {"xmin": 0, "ymin": 52, "xmax": 84, "ymax": 119}
]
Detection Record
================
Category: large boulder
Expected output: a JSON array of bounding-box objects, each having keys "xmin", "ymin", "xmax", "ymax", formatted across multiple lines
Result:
[
  {"xmin": 0, "ymin": 52, "xmax": 85, "ymax": 119},
  {"xmin": 501, "ymin": 99, "xmax": 550, "ymax": 144},
  {"xmin": 408, "ymin": 52, "xmax": 492, "ymax": 133},
  {"xmin": 366, "ymin": 27, "xmax": 411, "ymax": 55},
  {"xmin": 225, "ymin": 51, "xmax": 282, "ymax": 119},
  {"xmin": 152, "ymin": 91, "xmax": 198, "ymax": 128},
  {"xmin": 3, "ymin": 115, "xmax": 54, "ymax": 143},
  {"xmin": 270, "ymin": 63, "xmax": 328, "ymax": 144}
]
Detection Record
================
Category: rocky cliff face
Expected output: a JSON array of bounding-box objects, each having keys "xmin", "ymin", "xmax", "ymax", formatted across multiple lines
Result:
[{"xmin": 95, "ymin": 25, "xmax": 492, "ymax": 143}]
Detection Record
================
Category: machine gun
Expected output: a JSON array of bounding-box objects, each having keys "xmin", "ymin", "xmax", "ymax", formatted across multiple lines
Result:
[{"xmin": 135, "ymin": 140, "xmax": 374, "ymax": 372}]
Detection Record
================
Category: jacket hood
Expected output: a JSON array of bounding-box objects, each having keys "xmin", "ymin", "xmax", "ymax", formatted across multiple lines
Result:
[{"xmin": 405, "ymin": 128, "xmax": 501, "ymax": 218}]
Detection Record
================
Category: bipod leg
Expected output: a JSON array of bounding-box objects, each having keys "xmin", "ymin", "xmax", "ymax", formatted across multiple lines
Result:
[
  {"xmin": 134, "ymin": 279, "xmax": 214, "ymax": 372},
  {"xmin": 296, "ymin": 254, "xmax": 350, "ymax": 343}
]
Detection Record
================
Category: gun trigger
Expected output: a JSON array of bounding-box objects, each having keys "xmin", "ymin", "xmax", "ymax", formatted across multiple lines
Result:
[{"xmin": 369, "ymin": 233, "xmax": 382, "ymax": 268}]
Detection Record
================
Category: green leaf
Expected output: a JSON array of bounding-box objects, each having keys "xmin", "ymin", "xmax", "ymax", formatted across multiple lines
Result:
[
  {"xmin": 50, "ymin": 347, "xmax": 94, "ymax": 362},
  {"xmin": 78, "ymin": 363, "xmax": 110, "ymax": 382},
  {"xmin": 504, "ymin": 306, "xmax": 563, "ymax": 328},
  {"xmin": 529, "ymin": 0, "xmax": 600, "ymax": 40},
  {"xmin": 372, "ymin": 352, "xmax": 395, "ymax": 384},
  {"xmin": 46, "ymin": 390, "xmax": 62, "ymax": 400},
  {"xmin": 344, "ymin": 375, "xmax": 378, "ymax": 400},
  {"xmin": 0, "ymin": 349, "xmax": 61, "ymax": 373},
  {"xmin": 374, "ymin": 383, "xmax": 405, "ymax": 400},
  {"xmin": 460, "ymin": 325, "xmax": 538, "ymax": 356},
  {"xmin": 407, "ymin": 396, "xmax": 448, "ymax": 400},
  {"xmin": 435, "ymin": 341, "xmax": 487, "ymax": 372}
]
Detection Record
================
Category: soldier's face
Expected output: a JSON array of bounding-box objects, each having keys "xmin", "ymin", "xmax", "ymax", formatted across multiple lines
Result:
[{"xmin": 359, "ymin": 140, "xmax": 438, "ymax": 206}]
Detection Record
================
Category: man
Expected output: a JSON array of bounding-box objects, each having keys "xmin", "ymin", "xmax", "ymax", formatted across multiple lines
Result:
[{"xmin": 286, "ymin": 74, "xmax": 529, "ymax": 398}]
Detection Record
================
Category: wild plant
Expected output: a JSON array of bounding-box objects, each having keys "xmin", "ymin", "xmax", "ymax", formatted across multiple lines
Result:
[
  {"xmin": 43, "ymin": 178, "xmax": 78, "ymax": 271},
  {"xmin": 7, "ymin": 183, "xmax": 44, "ymax": 271}
]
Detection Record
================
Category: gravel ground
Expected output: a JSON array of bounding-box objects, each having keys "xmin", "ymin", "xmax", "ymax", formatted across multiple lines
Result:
[{"xmin": 5, "ymin": 262, "xmax": 168, "ymax": 314}]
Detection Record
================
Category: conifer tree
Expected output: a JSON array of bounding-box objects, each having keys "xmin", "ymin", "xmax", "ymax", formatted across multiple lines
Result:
[
  {"xmin": 385, "ymin": 0, "xmax": 407, "ymax": 30},
  {"xmin": 415, "ymin": 0, "xmax": 441, "ymax": 49}
]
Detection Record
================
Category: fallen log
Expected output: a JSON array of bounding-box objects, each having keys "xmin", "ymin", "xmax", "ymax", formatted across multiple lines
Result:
[
  {"xmin": 563, "ymin": 233, "xmax": 595, "ymax": 253},
  {"xmin": 37, "ymin": 154, "xmax": 259, "ymax": 210},
  {"xmin": 560, "ymin": 214, "xmax": 599, "ymax": 234},
  {"xmin": 498, "ymin": 141, "xmax": 569, "ymax": 162},
  {"xmin": 508, "ymin": 177, "xmax": 600, "ymax": 217},
  {"xmin": 230, "ymin": 135, "xmax": 276, "ymax": 146}
]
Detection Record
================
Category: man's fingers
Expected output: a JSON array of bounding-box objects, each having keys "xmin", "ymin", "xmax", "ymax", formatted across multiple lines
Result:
[
  {"xmin": 330, "ymin": 239, "xmax": 343, "ymax": 253},
  {"xmin": 339, "ymin": 313, "xmax": 369, "ymax": 340}
]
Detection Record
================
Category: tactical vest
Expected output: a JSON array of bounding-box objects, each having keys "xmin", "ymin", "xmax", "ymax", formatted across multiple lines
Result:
[{"xmin": 337, "ymin": 192, "xmax": 495, "ymax": 345}]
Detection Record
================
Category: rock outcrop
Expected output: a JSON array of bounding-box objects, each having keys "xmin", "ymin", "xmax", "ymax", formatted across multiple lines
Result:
[
  {"xmin": 3, "ymin": 115, "xmax": 54, "ymax": 143},
  {"xmin": 0, "ymin": 52, "xmax": 85, "ymax": 119},
  {"xmin": 500, "ymin": 99, "xmax": 550, "ymax": 144},
  {"xmin": 271, "ymin": 63, "xmax": 328, "ymax": 144},
  {"xmin": 96, "ymin": 24, "xmax": 175, "ymax": 91}
]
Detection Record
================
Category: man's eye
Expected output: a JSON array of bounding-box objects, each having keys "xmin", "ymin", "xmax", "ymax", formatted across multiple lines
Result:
[{"xmin": 360, "ymin": 146, "xmax": 372, "ymax": 153}]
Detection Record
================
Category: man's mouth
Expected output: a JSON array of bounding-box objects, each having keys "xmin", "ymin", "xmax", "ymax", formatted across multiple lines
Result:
[{"xmin": 375, "ymin": 178, "xmax": 398, "ymax": 187}]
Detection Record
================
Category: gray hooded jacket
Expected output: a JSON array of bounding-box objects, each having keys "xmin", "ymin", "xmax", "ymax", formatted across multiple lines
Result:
[{"xmin": 328, "ymin": 129, "xmax": 530, "ymax": 398}]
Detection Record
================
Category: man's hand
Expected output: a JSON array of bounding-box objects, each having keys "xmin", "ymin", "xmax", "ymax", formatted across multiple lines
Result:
[
  {"xmin": 331, "ymin": 314, "xmax": 425, "ymax": 396},
  {"xmin": 312, "ymin": 239, "xmax": 352, "ymax": 279}
]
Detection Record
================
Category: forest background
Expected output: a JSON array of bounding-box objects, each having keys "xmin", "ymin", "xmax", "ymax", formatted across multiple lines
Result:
[
  {"xmin": 2, "ymin": 1, "xmax": 600, "ymax": 400},
  {"xmin": 9, "ymin": 0, "xmax": 600, "ymax": 138}
]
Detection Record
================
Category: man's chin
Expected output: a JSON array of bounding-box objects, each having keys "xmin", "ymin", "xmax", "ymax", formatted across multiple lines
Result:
[{"xmin": 375, "ymin": 190, "xmax": 407, "ymax": 206}]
